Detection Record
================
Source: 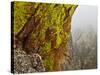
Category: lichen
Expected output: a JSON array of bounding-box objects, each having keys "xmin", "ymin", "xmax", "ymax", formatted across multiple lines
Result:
[
  {"xmin": 13, "ymin": 1, "xmax": 77, "ymax": 71},
  {"xmin": 43, "ymin": 57, "xmax": 54, "ymax": 71}
]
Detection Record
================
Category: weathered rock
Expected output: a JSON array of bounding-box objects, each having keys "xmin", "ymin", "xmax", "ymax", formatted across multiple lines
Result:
[
  {"xmin": 28, "ymin": 53, "xmax": 45, "ymax": 72},
  {"xmin": 13, "ymin": 48, "xmax": 45, "ymax": 73}
]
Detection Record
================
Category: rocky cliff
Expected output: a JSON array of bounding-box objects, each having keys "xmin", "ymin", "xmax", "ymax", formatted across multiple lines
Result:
[{"xmin": 11, "ymin": 1, "xmax": 77, "ymax": 73}]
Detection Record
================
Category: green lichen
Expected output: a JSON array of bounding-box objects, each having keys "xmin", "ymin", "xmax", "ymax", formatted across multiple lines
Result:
[
  {"xmin": 55, "ymin": 26, "xmax": 62, "ymax": 48},
  {"xmin": 13, "ymin": 1, "xmax": 77, "ymax": 71},
  {"xmin": 14, "ymin": 2, "xmax": 28, "ymax": 32},
  {"xmin": 43, "ymin": 57, "xmax": 54, "ymax": 71},
  {"xmin": 69, "ymin": 5, "xmax": 78, "ymax": 16},
  {"xmin": 43, "ymin": 41, "xmax": 51, "ymax": 53}
]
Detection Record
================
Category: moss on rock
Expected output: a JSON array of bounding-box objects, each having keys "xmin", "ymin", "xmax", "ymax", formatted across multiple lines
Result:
[{"xmin": 13, "ymin": 1, "xmax": 77, "ymax": 72}]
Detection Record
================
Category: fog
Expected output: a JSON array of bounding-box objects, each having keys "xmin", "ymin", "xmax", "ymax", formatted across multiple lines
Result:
[
  {"xmin": 71, "ymin": 5, "xmax": 98, "ymax": 40},
  {"xmin": 71, "ymin": 5, "xmax": 97, "ymax": 69}
]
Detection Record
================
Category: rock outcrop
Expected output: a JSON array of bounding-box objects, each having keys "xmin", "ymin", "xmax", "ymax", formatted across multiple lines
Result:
[
  {"xmin": 13, "ymin": 47, "xmax": 45, "ymax": 73},
  {"xmin": 11, "ymin": 1, "xmax": 77, "ymax": 73}
]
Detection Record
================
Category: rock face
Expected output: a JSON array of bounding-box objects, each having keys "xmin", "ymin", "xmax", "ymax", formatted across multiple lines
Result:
[
  {"xmin": 14, "ymin": 47, "xmax": 45, "ymax": 73},
  {"xmin": 28, "ymin": 53, "xmax": 45, "ymax": 72},
  {"xmin": 14, "ymin": 48, "xmax": 36, "ymax": 73},
  {"xmin": 11, "ymin": 2, "xmax": 77, "ymax": 73}
]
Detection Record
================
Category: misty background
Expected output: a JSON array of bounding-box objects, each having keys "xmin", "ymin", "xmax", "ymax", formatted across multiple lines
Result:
[{"xmin": 71, "ymin": 5, "xmax": 98, "ymax": 69}]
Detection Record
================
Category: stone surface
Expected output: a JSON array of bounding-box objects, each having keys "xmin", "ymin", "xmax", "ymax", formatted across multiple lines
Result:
[{"xmin": 14, "ymin": 48, "xmax": 45, "ymax": 73}]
